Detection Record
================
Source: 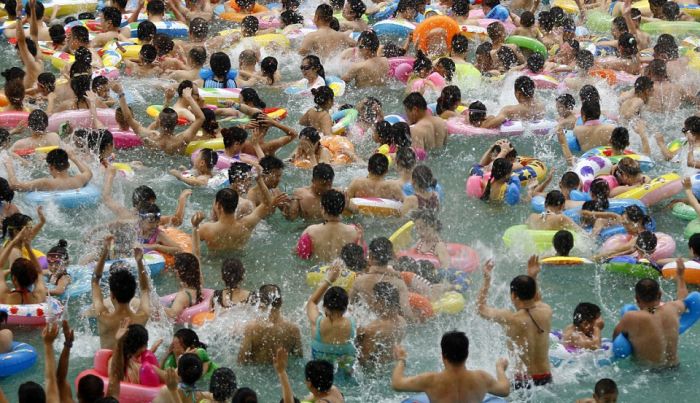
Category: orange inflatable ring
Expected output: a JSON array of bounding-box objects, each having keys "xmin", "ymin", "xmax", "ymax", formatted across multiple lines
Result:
[
  {"xmin": 192, "ymin": 311, "xmax": 215, "ymax": 327},
  {"xmin": 413, "ymin": 15, "xmax": 461, "ymax": 53},
  {"xmin": 589, "ymin": 68, "xmax": 617, "ymax": 86},
  {"xmin": 158, "ymin": 227, "xmax": 193, "ymax": 269},
  {"xmin": 320, "ymin": 136, "xmax": 355, "ymax": 165},
  {"xmin": 221, "ymin": 0, "xmax": 269, "ymax": 22},
  {"xmin": 0, "ymin": 94, "xmax": 8, "ymax": 107},
  {"xmin": 408, "ymin": 292, "xmax": 435, "ymax": 320}
]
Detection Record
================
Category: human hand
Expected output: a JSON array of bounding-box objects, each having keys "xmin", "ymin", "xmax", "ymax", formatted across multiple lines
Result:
[
  {"xmin": 482, "ymin": 259, "xmax": 494, "ymax": 280},
  {"xmin": 393, "ymin": 345, "xmax": 407, "ymax": 361},
  {"xmin": 191, "ymin": 211, "xmax": 205, "ymax": 228},
  {"xmin": 684, "ymin": 177, "xmax": 692, "ymax": 190},
  {"xmin": 42, "ymin": 322, "xmax": 60, "ymax": 345},
  {"xmin": 496, "ymin": 357, "xmax": 508, "ymax": 371},
  {"xmin": 36, "ymin": 205, "xmax": 45, "ymax": 223},
  {"xmin": 133, "ymin": 247, "xmax": 143, "ymax": 262},
  {"xmin": 165, "ymin": 368, "xmax": 178, "ymax": 391},
  {"xmin": 676, "ymin": 258, "xmax": 686, "ymax": 280},
  {"xmin": 62, "ymin": 319, "xmax": 74, "ymax": 347},
  {"xmin": 169, "ymin": 169, "xmax": 182, "ymax": 178},
  {"xmin": 85, "ymin": 90, "xmax": 98, "ymax": 104},
  {"xmin": 326, "ymin": 260, "xmax": 342, "ymax": 283},
  {"xmin": 272, "ymin": 193, "xmax": 291, "ymax": 208},
  {"xmin": 150, "ymin": 338, "xmax": 163, "ymax": 352},
  {"xmin": 527, "ymin": 255, "xmax": 541, "ymax": 278},
  {"xmin": 103, "ymin": 235, "xmax": 115, "ymax": 252},
  {"xmin": 165, "ymin": 86, "xmax": 176, "ymax": 100},
  {"xmin": 182, "ymin": 87, "xmax": 193, "ymax": 99},
  {"xmin": 273, "ymin": 347, "xmax": 288, "ymax": 373},
  {"xmin": 115, "ymin": 318, "xmax": 130, "ymax": 341},
  {"xmin": 110, "ymin": 81, "xmax": 124, "ymax": 94},
  {"xmin": 179, "ymin": 189, "xmax": 192, "ymax": 200}
]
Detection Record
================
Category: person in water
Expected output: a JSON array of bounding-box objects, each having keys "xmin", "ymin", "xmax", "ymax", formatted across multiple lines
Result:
[
  {"xmin": 576, "ymin": 378, "xmax": 619, "ymax": 403},
  {"xmin": 356, "ymin": 281, "xmax": 407, "ymax": 367},
  {"xmin": 0, "ymin": 227, "xmax": 47, "ymax": 305},
  {"xmin": 392, "ymin": 330, "xmax": 510, "ymax": 402},
  {"xmin": 478, "ymin": 257, "xmax": 553, "ymax": 389},
  {"xmin": 562, "ymin": 302, "xmax": 605, "ymax": 350},
  {"xmin": 282, "ymin": 162, "xmax": 336, "ymax": 221},
  {"xmin": 613, "ymin": 272, "xmax": 689, "ymax": 367},
  {"xmin": 46, "ymin": 239, "xmax": 71, "ymax": 296},
  {"xmin": 275, "ymin": 349, "xmax": 345, "ymax": 403}
]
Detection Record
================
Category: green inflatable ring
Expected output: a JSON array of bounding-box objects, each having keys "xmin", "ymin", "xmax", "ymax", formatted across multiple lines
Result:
[
  {"xmin": 605, "ymin": 261, "xmax": 660, "ymax": 278},
  {"xmin": 502, "ymin": 225, "xmax": 581, "ymax": 253},
  {"xmin": 685, "ymin": 219, "xmax": 700, "ymax": 239},
  {"xmin": 586, "ymin": 11, "xmax": 613, "ymax": 34},
  {"xmin": 673, "ymin": 203, "xmax": 698, "ymax": 221},
  {"xmin": 504, "ymin": 35, "xmax": 547, "ymax": 58},
  {"xmin": 641, "ymin": 21, "xmax": 700, "ymax": 35}
]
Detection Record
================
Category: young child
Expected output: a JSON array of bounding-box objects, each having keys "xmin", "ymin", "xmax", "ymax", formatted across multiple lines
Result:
[
  {"xmin": 576, "ymin": 378, "xmax": 619, "ymax": 403},
  {"xmin": 46, "ymin": 239, "xmax": 71, "ymax": 296},
  {"xmin": 556, "ymin": 94, "xmax": 577, "ymax": 130},
  {"xmin": 170, "ymin": 148, "xmax": 219, "ymax": 187},
  {"xmin": 562, "ymin": 302, "xmax": 604, "ymax": 350},
  {"xmin": 512, "ymin": 11, "xmax": 540, "ymax": 39},
  {"xmin": 609, "ymin": 157, "xmax": 650, "ymax": 197},
  {"xmin": 91, "ymin": 76, "xmax": 115, "ymax": 107},
  {"xmin": 137, "ymin": 204, "xmax": 182, "ymax": 256},
  {"xmin": 299, "ymin": 86, "xmax": 334, "ymax": 136}
]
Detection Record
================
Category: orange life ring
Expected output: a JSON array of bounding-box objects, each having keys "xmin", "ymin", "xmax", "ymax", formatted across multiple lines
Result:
[
  {"xmin": 408, "ymin": 292, "xmax": 435, "ymax": 320},
  {"xmin": 222, "ymin": 1, "xmax": 269, "ymax": 22},
  {"xmin": 320, "ymin": 136, "xmax": 355, "ymax": 165},
  {"xmin": 412, "ymin": 15, "xmax": 461, "ymax": 53},
  {"xmin": 158, "ymin": 227, "xmax": 193, "ymax": 269},
  {"xmin": 589, "ymin": 69, "xmax": 617, "ymax": 86},
  {"xmin": 192, "ymin": 311, "xmax": 215, "ymax": 327}
]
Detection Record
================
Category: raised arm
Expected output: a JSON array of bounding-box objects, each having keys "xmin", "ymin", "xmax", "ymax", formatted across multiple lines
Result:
[
  {"xmin": 101, "ymin": 166, "xmax": 133, "ymax": 219},
  {"xmin": 134, "ymin": 248, "xmax": 152, "ymax": 316},
  {"xmin": 56, "ymin": 320, "xmax": 75, "ymax": 403},
  {"xmin": 127, "ymin": 0, "xmax": 146, "ymax": 24},
  {"xmin": 391, "ymin": 345, "xmax": 434, "ymax": 392},
  {"xmin": 682, "ymin": 178, "xmax": 700, "ymax": 217},
  {"xmin": 654, "ymin": 132, "xmax": 676, "ymax": 161},
  {"xmin": 178, "ymin": 88, "xmax": 206, "ymax": 141},
  {"xmin": 260, "ymin": 117, "xmax": 299, "ymax": 155},
  {"xmin": 477, "ymin": 260, "xmax": 512, "ymax": 324},
  {"xmin": 91, "ymin": 236, "xmax": 113, "ymax": 316},
  {"xmin": 113, "ymin": 82, "xmax": 150, "ymax": 137},
  {"xmin": 191, "ymin": 212, "xmax": 204, "ymax": 261},
  {"xmin": 43, "ymin": 323, "xmax": 61, "ymax": 403},
  {"xmin": 556, "ymin": 126, "xmax": 575, "ymax": 166},
  {"xmin": 67, "ymin": 149, "xmax": 93, "ymax": 184},
  {"xmin": 241, "ymin": 167, "xmax": 275, "ymax": 228},
  {"xmin": 109, "ymin": 318, "xmax": 130, "ymax": 382},
  {"xmin": 273, "ymin": 348, "xmax": 295, "ymax": 403},
  {"xmin": 675, "ymin": 259, "xmax": 689, "ymax": 301},
  {"xmin": 161, "ymin": 190, "xmax": 191, "ymax": 227},
  {"xmin": 306, "ymin": 264, "xmax": 340, "ymax": 325},
  {"xmin": 485, "ymin": 358, "xmax": 510, "ymax": 397},
  {"xmin": 634, "ymin": 120, "xmax": 651, "ymax": 156}
]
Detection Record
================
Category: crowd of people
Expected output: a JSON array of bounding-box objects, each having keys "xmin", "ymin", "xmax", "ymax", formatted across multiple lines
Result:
[{"xmin": 1, "ymin": 0, "xmax": 699, "ymax": 401}]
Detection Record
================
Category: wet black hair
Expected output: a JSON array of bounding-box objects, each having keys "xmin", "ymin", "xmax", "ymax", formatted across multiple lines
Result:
[
  {"xmin": 137, "ymin": 20, "xmax": 157, "ymax": 42},
  {"xmin": 452, "ymin": 0, "xmax": 470, "ymax": 16},
  {"xmin": 11, "ymin": 258, "xmax": 38, "ymax": 289},
  {"xmin": 373, "ymin": 281, "xmax": 401, "ymax": 312},
  {"xmin": 510, "ymin": 275, "xmax": 537, "ymax": 300},
  {"xmin": 340, "ymin": 243, "xmax": 367, "ymax": 272},
  {"xmin": 538, "ymin": 11, "xmax": 554, "ymax": 32},
  {"xmin": 18, "ymin": 381, "xmax": 46, "ymax": 403},
  {"xmin": 634, "ymin": 75, "xmax": 654, "ymax": 95},
  {"xmin": 146, "ymin": 0, "xmax": 165, "ymax": 15},
  {"xmin": 403, "ymin": 92, "xmax": 428, "ymax": 110},
  {"xmin": 49, "ymin": 24, "xmax": 66, "ymax": 44},
  {"xmin": 48, "ymin": 239, "xmax": 69, "ymax": 261},
  {"xmin": 139, "ymin": 44, "xmax": 157, "ymax": 64},
  {"xmin": 258, "ymin": 284, "xmax": 283, "ymax": 309},
  {"xmin": 553, "ymin": 230, "xmax": 574, "ymax": 256},
  {"xmin": 594, "ymin": 379, "xmax": 618, "ymax": 398},
  {"xmin": 312, "ymin": 163, "xmax": 335, "ymax": 182},
  {"xmin": 300, "ymin": 127, "xmax": 321, "ymax": 144},
  {"xmin": 514, "ymin": 76, "xmax": 535, "ymax": 98},
  {"xmin": 635, "ymin": 278, "xmax": 660, "ymax": 302},
  {"xmin": 311, "ymin": 86, "xmax": 334, "ymax": 108},
  {"xmin": 636, "ymin": 230, "xmax": 657, "ymax": 253},
  {"xmin": 0, "ymin": 177, "xmax": 14, "ymax": 203},
  {"xmin": 2, "ymin": 67, "xmax": 25, "ymax": 84},
  {"xmin": 323, "ymin": 286, "xmax": 349, "ymax": 313},
  {"xmin": 260, "ymin": 56, "xmax": 278, "ymax": 85},
  {"xmin": 109, "ymin": 268, "xmax": 137, "ymax": 303},
  {"xmin": 520, "ymin": 10, "xmax": 535, "ymax": 27},
  {"xmin": 369, "ymin": 237, "xmax": 393, "ymax": 265},
  {"xmin": 280, "ymin": 10, "xmax": 304, "ymax": 26},
  {"xmin": 690, "ymin": 233, "xmax": 700, "ymax": 256},
  {"xmin": 215, "ymin": 188, "xmax": 240, "ymax": 214},
  {"xmin": 210, "ymin": 368, "xmax": 238, "ymax": 402},
  {"xmin": 46, "ymin": 148, "xmax": 69, "ymax": 171},
  {"xmin": 527, "ymin": 53, "xmax": 545, "ymax": 73},
  {"xmin": 347, "ymin": 0, "xmax": 367, "ymax": 17},
  {"xmin": 441, "ymin": 331, "xmax": 469, "ymax": 364},
  {"xmin": 545, "ymin": 190, "xmax": 565, "ymax": 208},
  {"xmin": 221, "ymin": 257, "xmax": 246, "ymax": 289},
  {"xmin": 560, "ymin": 171, "xmax": 580, "ymax": 189},
  {"xmin": 368, "ymin": 153, "xmax": 390, "ymax": 176},
  {"xmin": 412, "ymin": 165, "xmax": 437, "ymax": 191},
  {"xmin": 436, "ymin": 85, "xmax": 460, "ymax": 116},
  {"xmin": 480, "ymin": 158, "xmax": 512, "ymax": 201},
  {"xmin": 412, "ymin": 50, "xmax": 432, "ymax": 73},
  {"xmin": 610, "ymin": 127, "xmax": 630, "ymax": 151},
  {"xmin": 315, "ymin": 3, "xmax": 334, "ymax": 23},
  {"xmin": 153, "ymin": 33, "xmax": 174, "ymax": 57},
  {"xmin": 579, "ymin": 84, "xmax": 600, "ymax": 103},
  {"xmin": 302, "ymin": 55, "xmax": 325, "ymax": 79},
  {"xmin": 198, "ymin": 148, "xmax": 219, "ymax": 170},
  {"xmin": 572, "ymin": 302, "xmax": 601, "ymax": 327},
  {"xmin": 231, "ymin": 387, "xmax": 258, "ymax": 403},
  {"xmin": 77, "ymin": 374, "xmax": 104, "ymax": 402},
  {"xmin": 305, "ymin": 360, "xmax": 334, "ymax": 392},
  {"xmin": 581, "ymin": 100, "xmax": 601, "ymax": 120},
  {"xmin": 222, "ymin": 127, "xmax": 248, "ymax": 148},
  {"xmin": 321, "ymin": 189, "xmax": 345, "ymax": 216},
  {"xmin": 357, "ymin": 30, "xmax": 379, "ymax": 52},
  {"xmin": 178, "ymin": 353, "xmax": 204, "ymax": 386},
  {"xmin": 451, "ymin": 34, "xmax": 469, "ymax": 55},
  {"xmin": 132, "ymin": 185, "xmax": 156, "ymax": 209},
  {"xmin": 556, "ymin": 93, "xmax": 575, "ymax": 110},
  {"xmin": 174, "ymin": 328, "xmax": 207, "ymax": 350},
  {"xmin": 102, "ymin": 6, "xmax": 122, "ymax": 28},
  {"xmin": 190, "ymin": 17, "xmax": 209, "ymax": 40}
]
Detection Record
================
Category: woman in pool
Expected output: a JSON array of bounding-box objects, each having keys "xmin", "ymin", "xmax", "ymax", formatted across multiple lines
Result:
[
  {"xmin": 1, "ymin": 210, "xmax": 45, "ymax": 269},
  {"xmin": 410, "ymin": 209, "xmax": 450, "ymax": 269},
  {"xmin": 164, "ymin": 252, "xmax": 205, "ymax": 320},
  {"xmin": 212, "ymin": 257, "xmax": 251, "ymax": 309},
  {"xmin": 292, "ymin": 55, "xmax": 326, "ymax": 90},
  {"xmin": 0, "ymin": 227, "xmax": 47, "ymax": 305},
  {"xmin": 597, "ymin": 32, "xmax": 642, "ymax": 75},
  {"xmin": 202, "ymin": 52, "xmax": 237, "ymax": 88},
  {"xmin": 609, "ymin": 157, "xmax": 650, "ymax": 197},
  {"xmin": 46, "ymin": 239, "xmax": 71, "ymax": 296},
  {"xmin": 402, "ymin": 165, "xmax": 441, "ymax": 214},
  {"xmin": 110, "ymin": 321, "xmax": 163, "ymax": 386},
  {"xmin": 161, "ymin": 328, "xmax": 218, "ymax": 378},
  {"xmin": 477, "ymin": 158, "xmax": 520, "ymax": 205},
  {"xmin": 526, "ymin": 190, "xmax": 581, "ymax": 232},
  {"xmin": 291, "ymin": 127, "xmax": 332, "ymax": 168},
  {"xmin": 435, "ymin": 85, "xmax": 462, "ymax": 119},
  {"xmin": 299, "ymin": 86, "xmax": 334, "ymax": 136}
]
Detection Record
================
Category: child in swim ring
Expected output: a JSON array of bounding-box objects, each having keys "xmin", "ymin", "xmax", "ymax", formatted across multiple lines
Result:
[
  {"xmin": 291, "ymin": 127, "xmax": 332, "ymax": 168},
  {"xmin": 46, "ymin": 239, "xmax": 71, "ymax": 296},
  {"xmin": 299, "ymin": 86, "xmax": 334, "ymax": 136},
  {"xmin": 609, "ymin": 157, "xmax": 650, "ymax": 197},
  {"xmin": 170, "ymin": 148, "xmax": 219, "ymax": 187},
  {"xmin": 562, "ymin": 302, "xmax": 604, "ymax": 350},
  {"xmin": 137, "ymin": 204, "xmax": 182, "ymax": 256}
]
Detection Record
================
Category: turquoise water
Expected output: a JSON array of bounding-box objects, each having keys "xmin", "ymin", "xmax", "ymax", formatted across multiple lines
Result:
[{"xmin": 0, "ymin": 17, "xmax": 699, "ymax": 403}]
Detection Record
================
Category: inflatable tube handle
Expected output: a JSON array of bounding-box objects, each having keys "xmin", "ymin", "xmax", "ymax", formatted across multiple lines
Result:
[
  {"xmin": 612, "ymin": 333, "xmax": 633, "ymax": 358},
  {"xmin": 199, "ymin": 68, "xmax": 214, "ymax": 80},
  {"xmin": 505, "ymin": 182, "xmax": 520, "ymax": 206},
  {"xmin": 565, "ymin": 130, "xmax": 581, "ymax": 152},
  {"xmin": 680, "ymin": 291, "xmax": 700, "ymax": 334}
]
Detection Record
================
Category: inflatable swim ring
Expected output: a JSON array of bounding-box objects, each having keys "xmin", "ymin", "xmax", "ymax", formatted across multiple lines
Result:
[
  {"xmin": 0, "ymin": 342, "xmax": 37, "ymax": 377},
  {"xmin": 0, "ymin": 111, "xmax": 28, "ymax": 127},
  {"xmin": 127, "ymin": 20, "xmax": 188, "ymax": 38},
  {"xmin": 613, "ymin": 173, "xmax": 682, "ymax": 206},
  {"xmin": 24, "ymin": 184, "xmax": 101, "ymax": 209},
  {"xmin": 581, "ymin": 146, "xmax": 654, "ymax": 172},
  {"xmin": 574, "ymin": 156, "xmax": 613, "ymax": 192},
  {"xmin": 672, "ymin": 203, "xmax": 697, "ymax": 221},
  {"xmin": 349, "ymin": 197, "xmax": 402, "ymax": 217},
  {"xmin": 47, "ymin": 109, "xmax": 119, "ymax": 132},
  {"xmin": 498, "ymin": 119, "xmax": 557, "ymax": 136},
  {"xmin": 600, "ymin": 232, "xmax": 675, "ymax": 261},
  {"xmin": 220, "ymin": 0, "xmax": 270, "ymax": 22},
  {"xmin": 0, "ymin": 297, "xmax": 63, "ymax": 326},
  {"xmin": 331, "ymin": 109, "xmax": 359, "ymax": 135},
  {"xmin": 412, "ymin": 15, "xmax": 460, "ymax": 52},
  {"xmin": 190, "ymin": 149, "xmax": 258, "ymax": 170},
  {"xmin": 397, "ymin": 243, "xmax": 480, "ymax": 273},
  {"xmin": 372, "ymin": 19, "xmax": 415, "ymax": 40},
  {"xmin": 319, "ymin": 136, "xmax": 355, "ymax": 166},
  {"xmin": 306, "ymin": 265, "xmax": 356, "ymax": 291},
  {"xmin": 549, "ymin": 330, "xmax": 613, "ymax": 367},
  {"xmin": 662, "ymin": 260, "xmax": 700, "ymax": 285},
  {"xmin": 112, "ymin": 130, "xmax": 143, "ymax": 149},
  {"xmin": 504, "ymin": 35, "xmax": 547, "ymax": 58},
  {"xmin": 502, "ymin": 224, "xmax": 582, "ymax": 254},
  {"xmin": 285, "ymin": 76, "xmax": 346, "ymax": 97},
  {"xmin": 641, "ymin": 21, "xmax": 700, "ymax": 35},
  {"xmin": 159, "ymin": 289, "xmax": 214, "ymax": 324},
  {"xmin": 541, "ymin": 256, "xmax": 593, "ymax": 265}
]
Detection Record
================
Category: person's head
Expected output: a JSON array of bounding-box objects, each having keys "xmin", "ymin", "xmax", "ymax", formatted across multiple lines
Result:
[
  {"xmin": 258, "ymin": 155, "xmax": 284, "ymax": 189},
  {"xmin": 132, "ymin": 185, "xmax": 156, "ymax": 209},
  {"xmin": 122, "ymin": 323, "xmax": 148, "ymax": 361},
  {"xmin": 496, "ymin": 46, "xmax": 518, "ymax": 70},
  {"xmin": 390, "ymin": 122, "xmax": 412, "ymax": 148},
  {"xmin": 527, "ymin": 53, "xmax": 545, "ymax": 74},
  {"xmin": 357, "ymin": 30, "xmax": 379, "ymax": 57},
  {"xmin": 314, "ymin": 3, "xmax": 334, "ymax": 26},
  {"xmin": 311, "ymin": 86, "xmax": 334, "ymax": 109},
  {"xmin": 4, "ymin": 0, "xmax": 18, "ymax": 19},
  {"xmin": 46, "ymin": 148, "xmax": 69, "ymax": 173},
  {"xmin": 440, "ymin": 331, "xmax": 469, "ymax": 365},
  {"xmin": 280, "ymin": 10, "xmax": 304, "ymax": 27},
  {"xmin": 645, "ymin": 58, "xmax": 667, "ymax": 81},
  {"xmin": 544, "ymin": 189, "xmax": 566, "ymax": 212},
  {"xmin": 227, "ymin": 160, "xmax": 253, "ymax": 191},
  {"xmin": 222, "ymin": 127, "xmax": 248, "ymax": 151},
  {"xmin": 573, "ymin": 302, "xmax": 602, "ymax": 333},
  {"xmin": 373, "ymin": 281, "xmax": 401, "ymax": 314},
  {"xmin": 538, "ymin": 10, "xmax": 554, "ymax": 32},
  {"xmin": 581, "ymin": 100, "xmax": 601, "ymax": 122},
  {"xmin": 593, "ymin": 378, "xmax": 618, "ymax": 403},
  {"xmin": 475, "ymin": 42, "xmax": 493, "ymax": 70},
  {"xmin": 323, "ymin": 286, "xmax": 348, "ymax": 316},
  {"xmin": 650, "ymin": 0, "xmax": 668, "ymax": 15},
  {"xmin": 210, "ymin": 368, "xmax": 238, "ymax": 402},
  {"xmin": 611, "ymin": 16, "xmax": 628, "ymax": 39},
  {"xmin": 91, "ymin": 75, "xmax": 109, "ymax": 98},
  {"xmin": 77, "ymin": 374, "xmax": 104, "ymax": 403},
  {"xmin": 633, "ymin": 76, "xmax": 654, "ymax": 100},
  {"xmin": 171, "ymin": 328, "xmax": 206, "ymax": 357},
  {"xmin": 635, "ymin": 277, "xmax": 661, "ymax": 304},
  {"xmin": 615, "ymin": 157, "xmax": 642, "ymax": 184},
  {"xmin": 210, "ymin": 52, "xmax": 232, "ymax": 79},
  {"xmin": 556, "ymin": 93, "xmax": 575, "ymax": 117},
  {"xmin": 321, "ymin": 189, "xmax": 345, "ymax": 218},
  {"xmin": 466, "ymin": 100, "xmax": 487, "ymax": 125},
  {"xmin": 153, "ymin": 34, "xmax": 175, "ymax": 58},
  {"xmin": 340, "ymin": 243, "xmax": 367, "ymax": 272},
  {"xmin": 403, "ymin": 92, "xmax": 428, "ymax": 124},
  {"xmin": 344, "ymin": 0, "xmax": 367, "ymax": 20},
  {"xmin": 685, "ymin": 115, "xmax": 700, "ymax": 137},
  {"xmin": 411, "ymin": 165, "xmax": 437, "ymax": 192},
  {"xmin": 483, "ymin": 0, "xmax": 500, "ymax": 13},
  {"xmin": 383, "ymin": 41, "xmax": 407, "ymax": 58},
  {"xmin": 10, "ymin": 258, "xmax": 37, "ymax": 290},
  {"xmin": 47, "ymin": 239, "xmax": 69, "ymax": 272},
  {"xmin": 394, "ymin": 0, "xmax": 418, "ymax": 19},
  {"xmin": 514, "ymin": 76, "xmax": 535, "ymax": 101},
  {"xmin": 2, "ymin": 66, "xmax": 25, "ymax": 84},
  {"xmin": 4, "ymin": 78, "xmax": 24, "ymax": 108},
  {"xmin": 553, "ymin": 230, "xmax": 574, "ymax": 256},
  {"xmin": 49, "ymin": 24, "xmax": 66, "ymax": 45},
  {"xmin": 189, "ymin": 17, "xmax": 209, "ymax": 41},
  {"xmin": 18, "ymin": 381, "xmax": 46, "ymax": 403},
  {"xmin": 396, "ymin": 146, "xmax": 417, "ymax": 173},
  {"xmin": 199, "ymin": 108, "xmax": 218, "ymax": 135},
  {"xmin": 0, "ymin": 177, "xmax": 14, "ymax": 206},
  {"xmin": 311, "ymin": 163, "xmax": 334, "ymax": 195},
  {"xmin": 241, "ymin": 15, "xmax": 259, "ymax": 36},
  {"xmin": 481, "ymin": 157, "xmax": 513, "ymax": 201},
  {"xmin": 435, "ymin": 58, "xmax": 455, "ymax": 82},
  {"xmin": 434, "ymin": 86, "xmax": 459, "ymax": 118},
  {"xmin": 579, "ymin": 84, "xmax": 600, "ymax": 104},
  {"xmin": 411, "ymin": 209, "xmax": 442, "ymax": 240},
  {"xmin": 258, "ymin": 284, "xmax": 282, "ymax": 309},
  {"xmin": 301, "ymin": 55, "xmax": 325, "ymax": 80},
  {"xmin": 412, "ymin": 50, "xmax": 432, "ymax": 77},
  {"xmin": 690, "ymin": 233, "xmax": 700, "ymax": 258},
  {"xmin": 28, "ymin": 109, "xmax": 49, "ymax": 133},
  {"xmin": 305, "ymin": 360, "xmax": 334, "ymax": 394},
  {"xmin": 195, "ymin": 148, "xmax": 218, "ymax": 173},
  {"xmin": 618, "ymin": 32, "xmax": 638, "ymax": 57},
  {"xmin": 367, "ymin": 153, "xmax": 390, "ymax": 177},
  {"xmin": 221, "ymin": 257, "xmax": 246, "ymax": 290},
  {"xmin": 368, "ymin": 237, "xmax": 393, "ymax": 266},
  {"xmin": 101, "ymin": 6, "xmax": 122, "ymax": 30},
  {"xmin": 71, "ymin": 26, "xmax": 90, "ymax": 48},
  {"xmin": 260, "ymin": 57, "xmax": 278, "ymax": 84},
  {"xmin": 174, "ymin": 253, "xmax": 203, "ymax": 299},
  {"xmin": 139, "ymin": 44, "xmax": 157, "ymax": 64},
  {"xmin": 299, "ymin": 127, "xmax": 321, "ymax": 154},
  {"xmin": 576, "ymin": 49, "xmax": 595, "ymax": 71},
  {"xmin": 635, "ymin": 231, "xmax": 657, "ymax": 255},
  {"xmin": 137, "ymin": 20, "xmax": 157, "ymax": 43},
  {"xmin": 610, "ymin": 127, "xmax": 630, "ymax": 151},
  {"xmin": 510, "ymin": 274, "xmax": 537, "ymax": 303},
  {"xmin": 215, "ymin": 188, "xmax": 240, "ymax": 216},
  {"xmin": 178, "ymin": 353, "xmax": 203, "ymax": 386},
  {"xmin": 487, "ymin": 21, "xmax": 506, "ymax": 42},
  {"xmin": 451, "ymin": 34, "xmax": 469, "ymax": 56},
  {"xmin": 662, "ymin": 1, "xmax": 681, "ymax": 20},
  {"xmin": 231, "ymin": 387, "xmax": 258, "ymax": 403},
  {"xmin": 2, "ymin": 213, "xmax": 33, "ymax": 240},
  {"xmin": 520, "ymin": 10, "xmax": 535, "ymax": 27},
  {"xmin": 146, "ymin": 0, "xmax": 165, "ymax": 16}
]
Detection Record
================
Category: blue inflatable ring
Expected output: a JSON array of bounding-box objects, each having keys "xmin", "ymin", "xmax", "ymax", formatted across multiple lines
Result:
[{"xmin": 0, "ymin": 342, "xmax": 37, "ymax": 377}]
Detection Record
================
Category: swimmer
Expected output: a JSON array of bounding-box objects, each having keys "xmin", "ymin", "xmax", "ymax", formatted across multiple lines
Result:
[
  {"xmin": 170, "ymin": 147, "xmax": 219, "ymax": 187},
  {"xmin": 275, "ymin": 349, "xmax": 345, "ymax": 403},
  {"xmin": 562, "ymin": 302, "xmax": 605, "ymax": 350},
  {"xmin": 2, "ymin": 210, "xmax": 45, "ymax": 268},
  {"xmin": 136, "ymin": 204, "xmax": 182, "ymax": 256},
  {"xmin": 435, "ymin": 85, "xmax": 463, "ymax": 119},
  {"xmin": 116, "ymin": 85, "xmax": 205, "ymax": 155},
  {"xmin": 483, "ymin": 76, "xmax": 544, "ymax": 127},
  {"xmin": 282, "ymin": 163, "xmax": 335, "ymax": 221},
  {"xmin": 290, "ymin": 127, "xmax": 332, "ymax": 168},
  {"xmin": 350, "ymin": 237, "xmax": 416, "ymax": 321},
  {"xmin": 13, "ymin": 11, "xmax": 44, "ymax": 90},
  {"xmin": 160, "ymin": 329, "xmax": 217, "ymax": 378},
  {"xmin": 512, "ymin": 11, "xmax": 541, "ymax": 39},
  {"xmin": 226, "ymin": 162, "xmax": 256, "ymax": 218},
  {"xmin": 211, "ymin": 258, "xmax": 251, "ymax": 309},
  {"xmin": 403, "ymin": 92, "xmax": 448, "ymax": 151},
  {"xmin": 5, "ymin": 148, "xmax": 93, "ymax": 192},
  {"xmin": 248, "ymin": 155, "xmax": 285, "ymax": 207},
  {"xmin": 296, "ymin": 190, "xmax": 363, "ymax": 262},
  {"xmin": 392, "ymin": 331, "xmax": 510, "ymax": 402},
  {"xmin": 0, "ymin": 311, "xmax": 11, "ymax": 354},
  {"xmin": 5, "ymin": 0, "xmax": 50, "ymax": 41},
  {"xmin": 347, "ymin": 153, "xmax": 404, "ymax": 203},
  {"xmin": 557, "ymin": 100, "xmax": 616, "ymax": 159},
  {"xmin": 552, "ymin": 230, "xmax": 575, "ymax": 257},
  {"xmin": 356, "ymin": 282, "xmax": 407, "ymax": 367},
  {"xmin": 236, "ymin": 56, "xmax": 281, "ymax": 87},
  {"xmin": 163, "ymin": 251, "xmax": 204, "ymax": 320},
  {"xmin": 9, "ymin": 110, "xmax": 60, "ymax": 153},
  {"xmin": 299, "ymin": 86, "xmax": 334, "ymax": 136},
  {"xmin": 342, "ymin": 31, "xmax": 389, "ymax": 88},
  {"xmin": 486, "ymin": 21, "xmax": 525, "ymax": 63},
  {"xmin": 2, "ymin": 79, "xmax": 25, "ymax": 112},
  {"xmin": 613, "ymin": 272, "xmax": 688, "ymax": 367},
  {"xmin": 299, "ymin": 4, "xmax": 356, "ymax": 59},
  {"xmin": 123, "ymin": 44, "xmax": 160, "ymax": 77},
  {"xmin": 526, "ymin": 190, "xmax": 582, "ymax": 231},
  {"xmin": 0, "ymin": 227, "xmax": 47, "ymax": 305},
  {"xmin": 238, "ymin": 284, "xmax": 302, "ymax": 364},
  {"xmin": 91, "ymin": 237, "xmax": 151, "ymax": 350},
  {"xmin": 478, "ymin": 257, "xmax": 553, "ymax": 389},
  {"xmin": 556, "ymin": 94, "xmax": 577, "ymax": 130},
  {"xmin": 170, "ymin": 0, "xmax": 214, "ymax": 21},
  {"xmin": 340, "ymin": 0, "xmax": 369, "ymax": 31},
  {"xmin": 46, "ymin": 239, "xmax": 71, "ymax": 296},
  {"xmin": 402, "ymin": 166, "xmax": 440, "ymax": 214},
  {"xmin": 576, "ymin": 378, "xmax": 619, "ymax": 403},
  {"xmin": 218, "ymin": 127, "xmax": 260, "ymax": 167},
  {"xmin": 91, "ymin": 6, "xmax": 131, "ymax": 47},
  {"xmin": 609, "ymin": 157, "xmax": 650, "ymax": 197}
]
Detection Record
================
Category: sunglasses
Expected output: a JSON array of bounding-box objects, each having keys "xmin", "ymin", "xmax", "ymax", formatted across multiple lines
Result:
[
  {"xmin": 47, "ymin": 253, "xmax": 67, "ymax": 263},
  {"xmin": 139, "ymin": 212, "xmax": 161, "ymax": 222},
  {"xmin": 682, "ymin": 127, "xmax": 690, "ymax": 133}
]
